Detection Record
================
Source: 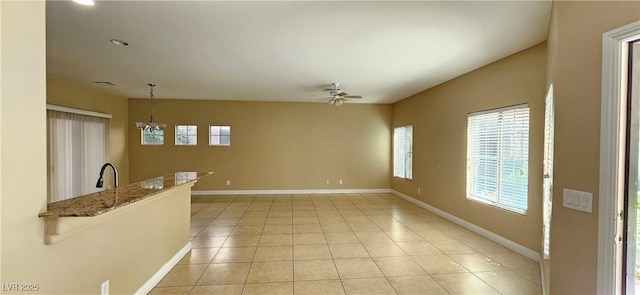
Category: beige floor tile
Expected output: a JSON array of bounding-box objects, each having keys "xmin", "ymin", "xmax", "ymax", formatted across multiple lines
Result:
[
  {"xmin": 231, "ymin": 225, "xmax": 264, "ymax": 235},
  {"xmin": 177, "ymin": 195, "xmax": 541, "ymax": 294},
  {"xmin": 292, "ymin": 206, "xmax": 315, "ymax": 212},
  {"xmin": 464, "ymin": 238, "xmax": 509, "ymax": 252},
  {"xmin": 294, "ymin": 280, "xmax": 345, "ymax": 295},
  {"xmin": 263, "ymin": 224, "xmax": 293, "ymax": 234},
  {"xmin": 210, "ymin": 218, "xmax": 241, "ymax": 226},
  {"xmin": 294, "ymin": 223, "xmax": 324, "ymax": 234},
  {"xmin": 268, "ymin": 211, "xmax": 293, "ymax": 218},
  {"xmin": 341, "ymin": 278, "xmax": 397, "ymax": 295},
  {"xmin": 429, "ymin": 239, "xmax": 477, "ymax": 254},
  {"xmin": 449, "ymin": 253, "xmax": 507, "ymax": 272},
  {"xmin": 191, "ymin": 226, "xmax": 204, "ymax": 237},
  {"xmin": 412, "ymin": 254, "xmax": 469, "ymax": 274},
  {"xmin": 294, "ymin": 259, "xmax": 340, "ymax": 281},
  {"xmin": 396, "ymin": 241, "xmax": 442, "ymax": 255},
  {"xmin": 254, "ymin": 245, "xmax": 293, "ymax": 261},
  {"xmin": 200, "ymin": 225, "xmax": 235, "ymax": 236},
  {"xmin": 388, "ymin": 275, "xmax": 448, "ymax": 294},
  {"xmin": 148, "ymin": 286, "xmax": 191, "ymax": 295},
  {"xmin": 362, "ymin": 242, "xmax": 407, "ymax": 257},
  {"xmin": 355, "ymin": 232, "xmax": 393, "ymax": 244},
  {"xmin": 266, "ymin": 217, "xmax": 293, "ymax": 225},
  {"xmin": 294, "ymin": 244, "xmax": 333, "ymax": 260},
  {"xmin": 483, "ymin": 251, "xmax": 539, "ymax": 270},
  {"xmin": 325, "ymin": 232, "xmax": 360, "ymax": 244},
  {"xmin": 237, "ymin": 217, "xmax": 268, "ymax": 225},
  {"xmin": 191, "ymin": 236, "xmax": 227, "ymax": 248},
  {"xmin": 242, "ymin": 282, "xmax": 293, "ymax": 295},
  {"xmin": 156, "ymin": 263, "xmax": 207, "ymax": 287},
  {"xmin": 431, "ymin": 273, "xmax": 499, "ymax": 294},
  {"xmin": 475, "ymin": 270, "xmax": 542, "ymax": 294},
  {"xmin": 247, "ymin": 261, "xmax": 293, "ymax": 283},
  {"xmin": 329, "ymin": 243, "xmax": 370, "ymax": 259},
  {"xmin": 293, "ymin": 216, "xmax": 320, "ymax": 224},
  {"xmin": 515, "ymin": 268, "xmax": 542, "ymax": 285},
  {"xmin": 361, "ymin": 209, "xmax": 388, "ymax": 216},
  {"xmin": 260, "ymin": 234, "xmax": 293, "ymax": 246},
  {"xmin": 212, "ymin": 247, "xmax": 257, "ymax": 263},
  {"xmin": 373, "ymin": 256, "xmax": 426, "ymax": 276},
  {"xmin": 189, "ymin": 284, "xmax": 243, "ymax": 295},
  {"xmin": 294, "ymin": 233, "xmax": 327, "ymax": 245},
  {"xmin": 334, "ymin": 258, "xmax": 384, "ymax": 279},
  {"xmin": 385, "ymin": 230, "xmax": 423, "ymax": 242},
  {"xmin": 190, "ymin": 218, "xmax": 213, "ymax": 227},
  {"xmin": 343, "ymin": 215, "xmax": 372, "ymax": 224},
  {"xmin": 321, "ymin": 223, "xmax": 353, "ymax": 233},
  {"xmin": 191, "ymin": 211, "xmax": 220, "ymax": 219},
  {"xmin": 196, "ymin": 263, "xmax": 251, "ymax": 285},
  {"xmin": 222, "ymin": 235, "xmax": 261, "ymax": 247},
  {"xmin": 178, "ymin": 248, "xmax": 219, "ymax": 264},
  {"xmin": 349, "ymin": 222, "xmax": 382, "ymax": 233}
]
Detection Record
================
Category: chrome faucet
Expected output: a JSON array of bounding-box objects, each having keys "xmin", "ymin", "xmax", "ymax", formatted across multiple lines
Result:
[{"xmin": 96, "ymin": 163, "xmax": 118, "ymax": 188}]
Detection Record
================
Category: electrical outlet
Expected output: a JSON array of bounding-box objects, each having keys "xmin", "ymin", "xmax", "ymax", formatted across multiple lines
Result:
[
  {"xmin": 418, "ymin": 188, "xmax": 421, "ymax": 195},
  {"xmin": 101, "ymin": 280, "xmax": 109, "ymax": 295},
  {"xmin": 226, "ymin": 180, "xmax": 231, "ymax": 186},
  {"xmin": 325, "ymin": 179, "xmax": 330, "ymax": 185},
  {"xmin": 339, "ymin": 179, "xmax": 343, "ymax": 185}
]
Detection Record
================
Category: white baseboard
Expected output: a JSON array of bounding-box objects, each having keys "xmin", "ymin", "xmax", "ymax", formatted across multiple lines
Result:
[
  {"xmin": 135, "ymin": 242, "xmax": 192, "ymax": 295},
  {"xmin": 391, "ymin": 190, "xmax": 541, "ymax": 262},
  {"xmin": 192, "ymin": 188, "xmax": 392, "ymax": 196}
]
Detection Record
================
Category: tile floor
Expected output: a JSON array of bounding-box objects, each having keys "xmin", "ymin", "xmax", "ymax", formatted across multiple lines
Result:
[{"xmin": 149, "ymin": 193, "xmax": 541, "ymax": 295}]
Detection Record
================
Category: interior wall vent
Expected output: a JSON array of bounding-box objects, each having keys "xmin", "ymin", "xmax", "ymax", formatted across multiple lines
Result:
[{"xmin": 92, "ymin": 81, "xmax": 119, "ymax": 86}]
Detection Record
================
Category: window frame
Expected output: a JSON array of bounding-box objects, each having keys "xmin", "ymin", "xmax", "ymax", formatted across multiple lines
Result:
[
  {"xmin": 466, "ymin": 104, "xmax": 530, "ymax": 215},
  {"xmin": 175, "ymin": 124, "xmax": 198, "ymax": 146},
  {"xmin": 209, "ymin": 125, "xmax": 231, "ymax": 146},
  {"xmin": 393, "ymin": 124, "xmax": 413, "ymax": 180},
  {"xmin": 141, "ymin": 128, "xmax": 164, "ymax": 145}
]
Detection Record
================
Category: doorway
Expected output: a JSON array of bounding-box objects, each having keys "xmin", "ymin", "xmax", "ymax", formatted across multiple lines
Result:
[
  {"xmin": 597, "ymin": 21, "xmax": 640, "ymax": 295},
  {"xmin": 624, "ymin": 40, "xmax": 640, "ymax": 294}
]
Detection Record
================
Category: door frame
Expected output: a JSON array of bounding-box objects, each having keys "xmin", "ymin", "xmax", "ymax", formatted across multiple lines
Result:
[{"xmin": 598, "ymin": 20, "xmax": 640, "ymax": 295}]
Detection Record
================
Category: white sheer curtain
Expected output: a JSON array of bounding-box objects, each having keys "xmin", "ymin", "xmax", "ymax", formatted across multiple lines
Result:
[{"xmin": 48, "ymin": 110, "xmax": 109, "ymax": 203}]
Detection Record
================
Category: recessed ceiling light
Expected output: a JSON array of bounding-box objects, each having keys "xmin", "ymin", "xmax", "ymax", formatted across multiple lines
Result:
[
  {"xmin": 73, "ymin": 0, "xmax": 95, "ymax": 6},
  {"xmin": 110, "ymin": 39, "xmax": 129, "ymax": 46}
]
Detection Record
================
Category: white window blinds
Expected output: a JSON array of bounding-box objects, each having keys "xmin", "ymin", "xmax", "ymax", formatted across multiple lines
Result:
[
  {"xmin": 466, "ymin": 105, "xmax": 530, "ymax": 214},
  {"xmin": 542, "ymin": 85, "xmax": 555, "ymax": 259},
  {"xmin": 48, "ymin": 109, "xmax": 109, "ymax": 203},
  {"xmin": 393, "ymin": 125, "xmax": 413, "ymax": 180}
]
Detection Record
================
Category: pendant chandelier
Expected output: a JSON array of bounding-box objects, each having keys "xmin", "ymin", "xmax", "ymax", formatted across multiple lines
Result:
[{"xmin": 135, "ymin": 83, "xmax": 166, "ymax": 132}]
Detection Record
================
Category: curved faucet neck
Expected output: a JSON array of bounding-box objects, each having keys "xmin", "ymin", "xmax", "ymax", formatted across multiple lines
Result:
[{"xmin": 98, "ymin": 163, "xmax": 118, "ymax": 188}]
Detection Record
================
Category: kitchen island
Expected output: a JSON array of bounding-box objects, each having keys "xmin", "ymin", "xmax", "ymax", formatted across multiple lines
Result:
[{"xmin": 37, "ymin": 171, "xmax": 212, "ymax": 294}]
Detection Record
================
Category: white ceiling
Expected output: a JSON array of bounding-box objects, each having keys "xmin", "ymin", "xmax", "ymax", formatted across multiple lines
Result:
[{"xmin": 46, "ymin": 1, "xmax": 551, "ymax": 104}]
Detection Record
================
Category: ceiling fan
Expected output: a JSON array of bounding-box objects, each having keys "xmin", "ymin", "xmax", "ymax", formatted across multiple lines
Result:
[{"xmin": 323, "ymin": 82, "xmax": 362, "ymax": 106}]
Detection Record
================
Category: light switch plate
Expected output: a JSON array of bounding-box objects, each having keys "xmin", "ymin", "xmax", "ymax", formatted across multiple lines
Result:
[{"xmin": 563, "ymin": 188, "xmax": 593, "ymax": 213}]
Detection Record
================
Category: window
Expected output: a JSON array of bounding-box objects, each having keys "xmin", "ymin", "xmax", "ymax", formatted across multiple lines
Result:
[
  {"xmin": 176, "ymin": 125, "xmax": 197, "ymax": 146},
  {"xmin": 466, "ymin": 104, "xmax": 530, "ymax": 214},
  {"xmin": 393, "ymin": 125, "xmax": 413, "ymax": 179},
  {"xmin": 542, "ymin": 85, "xmax": 555, "ymax": 259},
  {"xmin": 47, "ymin": 108, "xmax": 109, "ymax": 203},
  {"xmin": 210, "ymin": 125, "xmax": 231, "ymax": 146},
  {"xmin": 142, "ymin": 128, "xmax": 164, "ymax": 145}
]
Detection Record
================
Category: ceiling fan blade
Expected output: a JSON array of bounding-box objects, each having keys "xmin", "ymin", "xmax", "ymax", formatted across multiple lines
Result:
[{"xmin": 343, "ymin": 95, "xmax": 362, "ymax": 99}]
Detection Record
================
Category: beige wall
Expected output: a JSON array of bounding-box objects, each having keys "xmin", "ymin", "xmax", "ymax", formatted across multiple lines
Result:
[
  {"xmin": 128, "ymin": 100, "xmax": 392, "ymax": 191},
  {"xmin": 550, "ymin": 2, "xmax": 640, "ymax": 294},
  {"xmin": 1, "ymin": 3, "xmax": 189, "ymax": 294},
  {"xmin": 392, "ymin": 43, "xmax": 547, "ymax": 252},
  {"xmin": 46, "ymin": 75, "xmax": 130, "ymax": 185}
]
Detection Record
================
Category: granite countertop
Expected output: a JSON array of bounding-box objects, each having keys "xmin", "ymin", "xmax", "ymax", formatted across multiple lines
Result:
[{"xmin": 39, "ymin": 171, "xmax": 213, "ymax": 218}]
